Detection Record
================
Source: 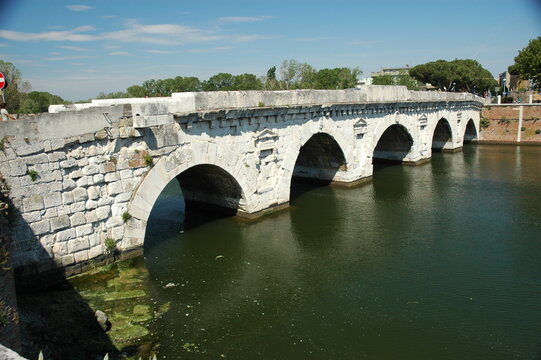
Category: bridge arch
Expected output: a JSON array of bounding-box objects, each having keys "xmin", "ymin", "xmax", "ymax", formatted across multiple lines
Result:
[
  {"xmin": 431, "ymin": 118, "xmax": 454, "ymax": 152},
  {"xmin": 371, "ymin": 116, "xmax": 418, "ymax": 163},
  {"xmin": 277, "ymin": 119, "xmax": 353, "ymax": 203},
  {"xmin": 464, "ymin": 118, "xmax": 478, "ymax": 143},
  {"xmin": 125, "ymin": 142, "xmax": 254, "ymax": 251}
]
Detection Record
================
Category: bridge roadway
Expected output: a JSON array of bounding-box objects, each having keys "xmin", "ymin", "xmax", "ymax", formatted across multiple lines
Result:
[{"xmin": 0, "ymin": 86, "xmax": 484, "ymax": 285}]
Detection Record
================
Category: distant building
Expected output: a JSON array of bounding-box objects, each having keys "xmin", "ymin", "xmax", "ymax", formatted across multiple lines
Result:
[
  {"xmin": 371, "ymin": 65, "xmax": 411, "ymax": 77},
  {"xmin": 356, "ymin": 77, "xmax": 373, "ymax": 88},
  {"xmin": 499, "ymin": 71, "xmax": 520, "ymax": 92}
]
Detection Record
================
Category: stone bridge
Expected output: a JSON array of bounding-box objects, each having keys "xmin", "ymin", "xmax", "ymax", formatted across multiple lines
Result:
[{"xmin": 0, "ymin": 86, "xmax": 483, "ymax": 284}]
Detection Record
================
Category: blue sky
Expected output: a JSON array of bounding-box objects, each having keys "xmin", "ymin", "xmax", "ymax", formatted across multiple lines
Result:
[{"xmin": 0, "ymin": 0, "xmax": 539, "ymax": 101}]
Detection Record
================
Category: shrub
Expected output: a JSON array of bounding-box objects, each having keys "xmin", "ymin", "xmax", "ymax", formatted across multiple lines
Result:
[
  {"xmin": 26, "ymin": 169, "xmax": 39, "ymax": 181},
  {"xmin": 122, "ymin": 211, "xmax": 132, "ymax": 223},
  {"xmin": 258, "ymin": 101, "xmax": 265, "ymax": 107},
  {"xmin": 144, "ymin": 154, "xmax": 153, "ymax": 166},
  {"xmin": 104, "ymin": 238, "xmax": 116, "ymax": 253},
  {"xmin": 480, "ymin": 118, "xmax": 490, "ymax": 128},
  {"xmin": 521, "ymin": 127, "xmax": 526, "ymax": 132},
  {"xmin": 535, "ymin": 129, "xmax": 541, "ymax": 135}
]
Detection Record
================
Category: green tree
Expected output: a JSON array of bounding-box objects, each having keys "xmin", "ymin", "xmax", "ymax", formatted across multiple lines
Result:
[
  {"xmin": 313, "ymin": 67, "xmax": 361, "ymax": 89},
  {"xmin": 232, "ymin": 73, "xmax": 263, "ymax": 90},
  {"xmin": 265, "ymin": 66, "xmax": 279, "ymax": 89},
  {"xmin": 0, "ymin": 60, "xmax": 31, "ymax": 112},
  {"xmin": 372, "ymin": 71, "xmax": 420, "ymax": 90},
  {"xmin": 126, "ymin": 85, "xmax": 147, "ymax": 97},
  {"xmin": 19, "ymin": 91, "xmax": 65, "ymax": 113},
  {"xmin": 511, "ymin": 36, "xmax": 541, "ymax": 90},
  {"xmin": 409, "ymin": 59, "xmax": 496, "ymax": 93},
  {"xmin": 203, "ymin": 73, "xmax": 235, "ymax": 91},
  {"xmin": 279, "ymin": 59, "xmax": 316, "ymax": 89}
]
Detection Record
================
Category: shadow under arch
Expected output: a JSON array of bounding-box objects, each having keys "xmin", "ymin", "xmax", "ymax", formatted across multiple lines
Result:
[
  {"xmin": 464, "ymin": 119, "xmax": 478, "ymax": 143},
  {"xmin": 290, "ymin": 132, "xmax": 347, "ymax": 201},
  {"xmin": 373, "ymin": 124, "xmax": 414, "ymax": 164},
  {"xmin": 432, "ymin": 118, "xmax": 453, "ymax": 152}
]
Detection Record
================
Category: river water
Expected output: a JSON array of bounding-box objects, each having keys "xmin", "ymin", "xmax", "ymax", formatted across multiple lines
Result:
[
  {"xmin": 133, "ymin": 144, "xmax": 541, "ymax": 359},
  {"xmin": 26, "ymin": 144, "xmax": 540, "ymax": 359}
]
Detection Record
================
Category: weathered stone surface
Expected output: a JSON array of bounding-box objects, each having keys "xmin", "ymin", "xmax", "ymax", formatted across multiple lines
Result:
[
  {"xmin": 72, "ymin": 187, "xmax": 88, "ymax": 202},
  {"xmin": 29, "ymin": 219, "xmax": 50, "ymax": 235},
  {"xmin": 57, "ymin": 228, "xmax": 77, "ymax": 242},
  {"xmin": 107, "ymin": 181, "xmax": 123, "ymax": 195},
  {"xmin": 44, "ymin": 192, "xmax": 62, "ymax": 208},
  {"xmin": 96, "ymin": 206, "xmax": 111, "ymax": 220},
  {"xmin": 50, "ymin": 215, "xmax": 70, "ymax": 231},
  {"xmin": 76, "ymin": 224, "xmax": 93, "ymax": 237},
  {"xmin": 23, "ymin": 195, "xmax": 44, "ymax": 212},
  {"xmin": 69, "ymin": 213, "xmax": 86, "ymax": 227}
]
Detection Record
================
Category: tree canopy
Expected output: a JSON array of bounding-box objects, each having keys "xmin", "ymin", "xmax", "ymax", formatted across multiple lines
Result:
[
  {"xmin": 19, "ymin": 91, "xmax": 65, "ymax": 114},
  {"xmin": 511, "ymin": 36, "xmax": 541, "ymax": 90},
  {"xmin": 409, "ymin": 59, "xmax": 497, "ymax": 93},
  {"xmin": 0, "ymin": 59, "xmax": 32, "ymax": 112},
  {"xmin": 372, "ymin": 71, "xmax": 420, "ymax": 90}
]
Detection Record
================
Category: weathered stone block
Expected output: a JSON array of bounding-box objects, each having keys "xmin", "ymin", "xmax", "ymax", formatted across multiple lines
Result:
[
  {"xmin": 61, "ymin": 254, "xmax": 75, "ymax": 266},
  {"xmin": 73, "ymin": 250, "xmax": 89, "ymax": 263},
  {"xmin": 23, "ymin": 195, "xmax": 44, "ymax": 212},
  {"xmin": 88, "ymin": 245, "xmax": 104, "ymax": 259},
  {"xmin": 111, "ymin": 226, "xmax": 124, "ymax": 240},
  {"xmin": 60, "ymin": 159, "xmax": 78, "ymax": 169},
  {"xmin": 119, "ymin": 169, "xmax": 133, "ymax": 179},
  {"xmin": 76, "ymin": 224, "xmax": 93, "ymax": 237},
  {"xmin": 85, "ymin": 210, "xmax": 98, "ymax": 223},
  {"xmin": 63, "ymin": 178, "xmax": 77, "ymax": 191},
  {"xmin": 22, "ymin": 211, "xmax": 41, "ymax": 223},
  {"xmin": 62, "ymin": 192, "xmax": 74, "ymax": 205},
  {"xmin": 57, "ymin": 228, "xmax": 76, "ymax": 242},
  {"xmin": 107, "ymin": 181, "xmax": 123, "ymax": 195},
  {"xmin": 72, "ymin": 187, "xmax": 88, "ymax": 202},
  {"xmin": 44, "ymin": 192, "xmax": 62, "ymax": 208},
  {"xmin": 57, "ymin": 205, "xmax": 71, "ymax": 216},
  {"xmin": 87, "ymin": 186, "xmax": 99, "ymax": 200},
  {"xmin": 111, "ymin": 203, "xmax": 127, "ymax": 216},
  {"xmin": 30, "ymin": 219, "xmax": 50, "ymax": 235},
  {"xmin": 25, "ymin": 153, "xmax": 49, "ymax": 165},
  {"xmin": 96, "ymin": 206, "xmax": 111, "ymax": 220},
  {"xmin": 69, "ymin": 213, "xmax": 86, "ymax": 227},
  {"xmin": 42, "ymin": 208, "xmax": 58, "ymax": 219},
  {"xmin": 71, "ymin": 200, "xmax": 86, "ymax": 213},
  {"xmin": 86, "ymin": 199, "xmax": 98, "ymax": 210},
  {"xmin": 50, "ymin": 215, "xmax": 70, "ymax": 231},
  {"xmin": 97, "ymin": 197, "xmax": 113, "ymax": 206},
  {"xmin": 106, "ymin": 216, "xmax": 123, "ymax": 228},
  {"xmin": 8, "ymin": 159, "xmax": 27, "ymax": 176},
  {"xmin": 101, "ymin": 161, "xmax": 117, "ymax": 173},
  {"xmin": 93, "ymin": 173, "xmax": 105, "ymax": 184},
  {"xmin": 16, "ymin": 143, "xmax": 44, "ymax": 156},
  {"xmin": 104, "ymin": 172, "xmax": 119, "ymax": 183},
  {"xmin": 83, "ymin": 165, "xmax": 100, "ymax": 176},
  {"xmin": 79, "ymin": 133, "xmax": 95, "ymax": 144}
]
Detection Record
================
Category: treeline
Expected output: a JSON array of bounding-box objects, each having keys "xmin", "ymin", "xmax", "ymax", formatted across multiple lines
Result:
[
  {"xmin": 0, "ymin": 60, "xmax": 68, "ymax": 114},
  {"xmin": 96, "ymin": 59, "xmax": 361, "ymax": 99}
]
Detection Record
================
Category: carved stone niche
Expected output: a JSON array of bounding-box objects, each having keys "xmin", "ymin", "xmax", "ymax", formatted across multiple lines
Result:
[
  {"xmin": 457, "ymin": 112, "xmax": 462, "ymax": 123},
  {"xmin": 353, "ymin": 118, "xmax": 368, "ymax": 139},
  {"xmin": 418, "ymin": 114, "xmax": 428, "ymax": 130},
  {"xmin": 255, "ymin": 128, "xmax": 278, "ymax": 151}
]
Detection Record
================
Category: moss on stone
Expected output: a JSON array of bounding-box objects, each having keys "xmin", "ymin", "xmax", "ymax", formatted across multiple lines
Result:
[{"xmin": 103, "ymin": 290, "xmax": 146, "ymax": 301}]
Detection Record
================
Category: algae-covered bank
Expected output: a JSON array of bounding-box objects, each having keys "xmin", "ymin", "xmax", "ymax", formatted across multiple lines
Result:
[{"xmin": 18, "ymin": 257, "xmax": 167, "ymax": 360}]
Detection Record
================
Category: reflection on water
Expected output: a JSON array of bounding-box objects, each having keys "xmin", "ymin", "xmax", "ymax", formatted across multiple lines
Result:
[{"xmin": 67, "ymin": 145, "xmax": 541, "ymax": 359}]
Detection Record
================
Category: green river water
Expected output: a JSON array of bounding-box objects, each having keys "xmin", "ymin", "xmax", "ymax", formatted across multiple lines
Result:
[{"xmin": 19, "ymin": 144, "xmax": 541, "ymax": 359}]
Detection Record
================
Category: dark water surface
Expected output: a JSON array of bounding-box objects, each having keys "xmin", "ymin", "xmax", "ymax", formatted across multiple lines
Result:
[{"xmin": 58, "ymin": 144, "xmax": 539, "ymax": 359}]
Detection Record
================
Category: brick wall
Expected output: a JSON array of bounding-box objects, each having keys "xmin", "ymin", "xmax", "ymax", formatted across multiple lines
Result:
[
  {"xmin": 480, "ymin": 105, "xmax": 541, "ymax": 143},
  {"xmin": 0, "ymin": 174, "xmax": 21, "ymax": 353}
]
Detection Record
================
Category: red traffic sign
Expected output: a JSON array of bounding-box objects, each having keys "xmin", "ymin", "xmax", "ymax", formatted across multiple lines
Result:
[{"xmin": 0, "ymin": 72, "xmax": 5, "ymax": 90}]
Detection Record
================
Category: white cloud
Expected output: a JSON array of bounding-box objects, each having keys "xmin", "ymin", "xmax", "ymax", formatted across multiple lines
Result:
[
  {"xmin": 44, "ymin": 55, "xmax": 89, "ymax": 61},
  {"xmin": 0, "ymin": 44, "xmax": 8, "ymax": 47},
  {"xmin": 0, "ymin": 26, "xmax": 97, "ymax": 42},
  {"xmin": 102, "ymin": 15, "xmax": 117, "ymax": 19},
  {"xmin": 66, "ymin": 5, "xmax": 93, "ymax": 11},
  {"xmin": 187, "ymin": 46, "xmax": 233, "ymax": 53},
  {"xmin": 145, "ymin": 49, "xmax": 173, "ymax": 54},
  {"xmin": 218, "ymin": 16, "xmax": 273, "ymax": 23},
  {"xmin": 59, "ymin": 45, "xmax": 87, "ymax": 51},
  {"xmin": 109, "ymin": 51, "xmax": 130, "ymax": 56}
]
